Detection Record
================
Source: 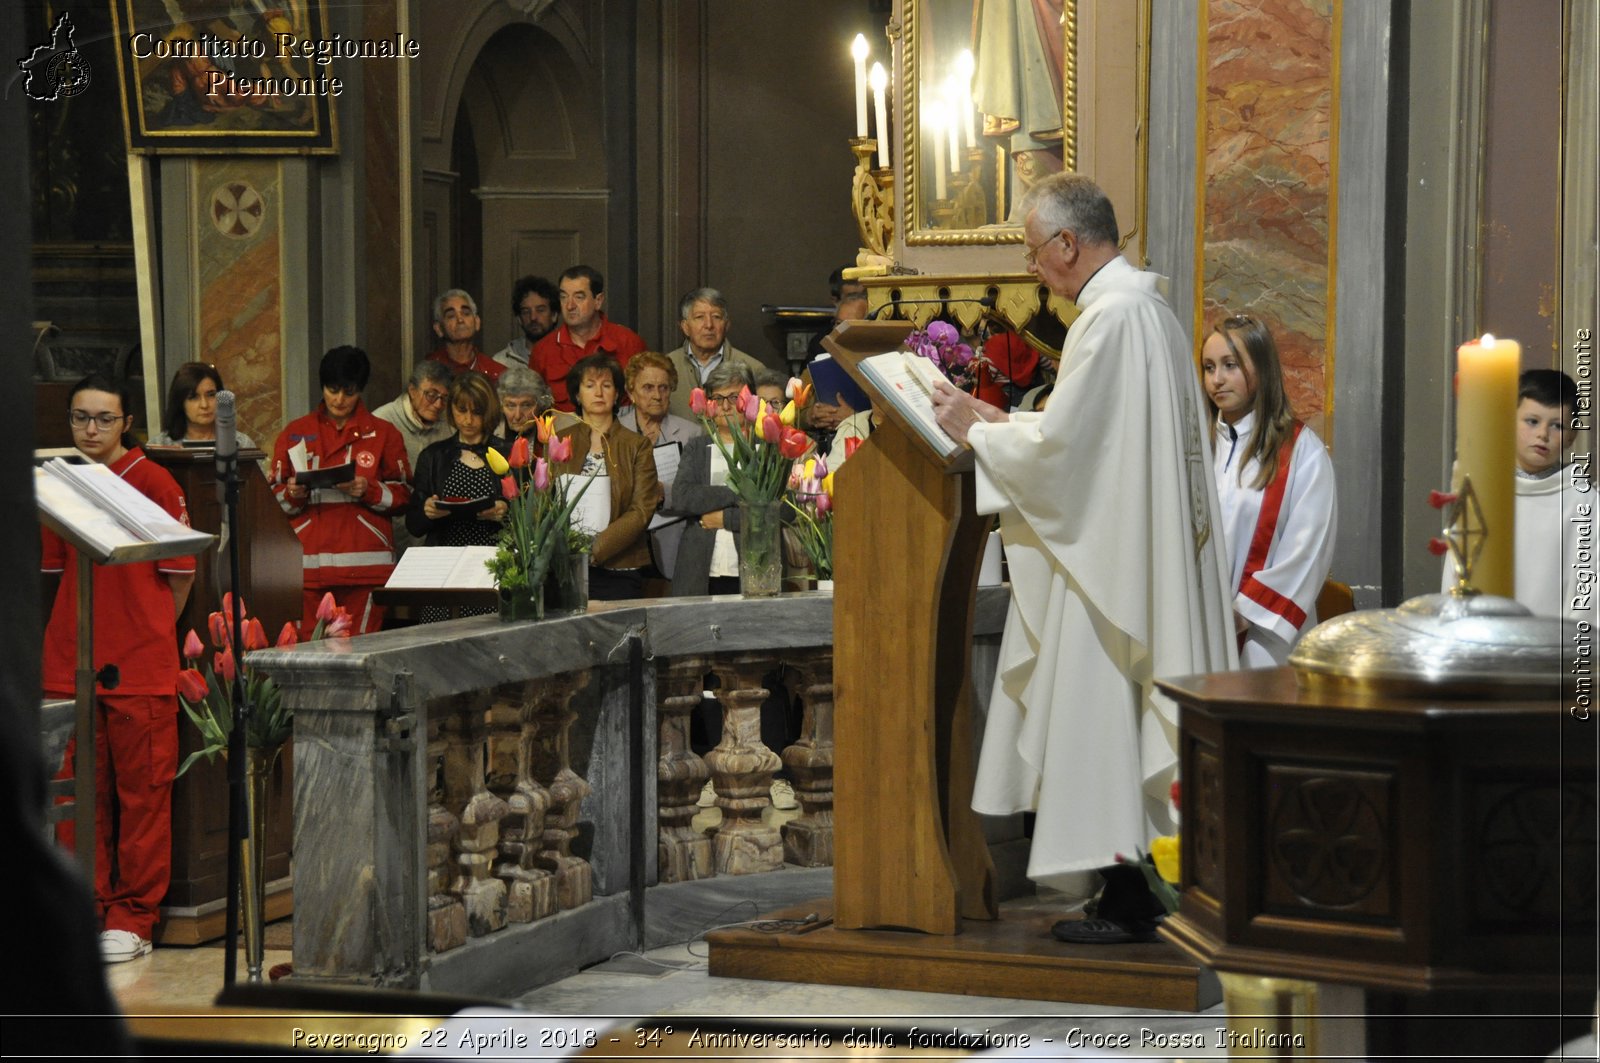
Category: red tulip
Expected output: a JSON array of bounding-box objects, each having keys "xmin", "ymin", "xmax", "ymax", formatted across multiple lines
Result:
[
  {"xmin": 535, "ymin": 412, "xmax": 556, "ymax": 444},
  {"xmin": 316, "ymin": 591, "xmax": 337, "ymax": 622},
  {"xmin": 547, "ymin": 434, "xmax": 572, "ymax": 464},
  {"xmin": 689, "ymin": 387, "xmax": 708, "ymax": 417},
  {"xmin": 182, "ymin": 629, "xmax": 204, "ymax": 661},
  {"xmin": 214, "ymin": 648, "xmax": 236, "ymax": 687},
  {"xmin": 843, "ymin": 436, "xmax": 862, "ymax": 460},
  {"xmin": 276, "ymin": 622, "xmax": 299, "ymax": 648},
  {"xmin": 760, "ymin": 413, "xmax": 781, "ymax": 443},
  {"xmin": 509, "ymin": 435, "xmax": 531, "ymax": 469},
  {"xmin": 222, "ymin": 591, "xmax": 247, "ymax": 624},
  {"xmin": 326, "ymin": 611, "xmax": 353, "ymax": 638},
  {"xmin": 501, "ymin": 474, "xmax": 519, "ymax": 500},
  {"xmin": 176, "ymin": 668, "xmax": 209, "ymax": 705},
  {"xmin": 778, "ymin": 428, "xmax": 810, "ymax": 459},
  {"xmin": 207, "ymin": 611, "xmax": 230, "ymax": 649},
  {"xmin": 532, "ymin": 458, "xmax": 552, "ymax": 492},
  {"xmin": 1170, "ymin": 779, "xmax": 1182, "ymax": 807},
  {"xmin": 243, "ymin": 617, "xmax": 269, "ymax": 652}
]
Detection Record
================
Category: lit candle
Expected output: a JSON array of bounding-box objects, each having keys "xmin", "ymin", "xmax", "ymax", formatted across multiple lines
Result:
[
  {"xmin": 945, "ymin": 100, "xmax": 960, "ymax": 175},
  {"xmin": 1455, "ymin": 333, "xmax": 1520, "ymax": 597},
  {"xmin": 870, "ymin": 63, "xmax": 889, "ymax": 169},
  {"xmin": 956, "ymin": 49, "xmax": 977, "ymax": 149},
  {"xmin": 929, "ymin": 106, "xmax": 947, "ymax": 200},
  {"xmin": 851, "ymin": 34, "xmax": 869, "ymax": 139}
]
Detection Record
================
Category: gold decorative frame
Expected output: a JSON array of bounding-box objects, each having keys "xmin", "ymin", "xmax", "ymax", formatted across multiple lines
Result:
[{"xmin": 899, "ymin": 0, "xmax": 1076, "ymax": 247}]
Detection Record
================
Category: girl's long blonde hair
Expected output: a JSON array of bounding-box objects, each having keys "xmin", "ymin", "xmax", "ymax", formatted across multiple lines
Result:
[{"xmin": 1208, "ymin": 315, "xmax": 1298, "ymax": 490}]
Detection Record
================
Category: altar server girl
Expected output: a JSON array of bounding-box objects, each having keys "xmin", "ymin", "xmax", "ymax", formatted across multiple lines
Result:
[{"xmin": 1202, "ymin": 315, "xmax": 1338, "ymax": 667}]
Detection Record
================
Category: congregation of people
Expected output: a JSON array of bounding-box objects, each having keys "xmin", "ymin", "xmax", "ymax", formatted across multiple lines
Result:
[{"xmin": 42, "ymin": 177, "xmax": 1590, "ymax": 965}]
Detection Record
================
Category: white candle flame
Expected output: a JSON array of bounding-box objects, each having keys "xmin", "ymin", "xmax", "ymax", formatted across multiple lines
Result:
[
  {"xmin": 1481, "ymin": 333, "xmax": 1496, "ymax": 346},
  {"xmin": 851, "ymin": 34, "xmax": 869, "ymax": 62}
]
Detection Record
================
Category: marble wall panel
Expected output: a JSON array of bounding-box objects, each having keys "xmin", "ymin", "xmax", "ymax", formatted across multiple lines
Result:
[
  {"xmin": 1200, "ymin": 0, "xmax": 1336, "ymax": 434},
  {"xmin": 193, "ymin": 157, "xmax": 285, "ymax": 447}
]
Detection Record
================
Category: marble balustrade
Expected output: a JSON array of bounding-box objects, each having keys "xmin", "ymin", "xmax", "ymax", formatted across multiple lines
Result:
[{"xmin": 248, "ymin": 589, "xmax": 1012, "ymax": 993}]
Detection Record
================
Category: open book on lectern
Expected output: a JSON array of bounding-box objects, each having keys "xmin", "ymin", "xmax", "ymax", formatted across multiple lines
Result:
[
  {"xmin": 35, "ymin": 458, "xmax": 214, "ymax": 565},
  {"xmin": 853, "ymin": 350, "xmax": 963, "ymax": 460}
]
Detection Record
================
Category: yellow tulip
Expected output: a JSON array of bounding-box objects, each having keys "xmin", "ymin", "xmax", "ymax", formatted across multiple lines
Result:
[
  {"xmin": 821, "ymin": 471, "xmax": 835, "ymax": 497},
  {"xmin": 484, "ymin": 447, "xmax": 510, "ymax": 476},
  {"xmin": 780, "ymin": 399, "xmax": 798, "ymax": 426},
  {"xmin": 1150, "ymin": 834, "xmax": 1180, "ymax": 885}
]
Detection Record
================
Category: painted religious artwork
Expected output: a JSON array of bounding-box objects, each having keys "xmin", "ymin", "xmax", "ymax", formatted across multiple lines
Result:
[{"xmin": 110, "ymin": 0, "xmax": 339, "ymax": 153}]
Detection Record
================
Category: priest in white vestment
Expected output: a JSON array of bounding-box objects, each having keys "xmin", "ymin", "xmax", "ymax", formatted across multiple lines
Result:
[{"xmin": 931, "ymin": 174, "xmax": 1237, "ymax": 897}]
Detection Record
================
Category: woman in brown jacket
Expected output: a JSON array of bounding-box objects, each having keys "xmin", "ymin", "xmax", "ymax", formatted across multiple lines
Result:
[{"xmin": 553, "ymin": 354, "xmax": 661, "ymax": 600}]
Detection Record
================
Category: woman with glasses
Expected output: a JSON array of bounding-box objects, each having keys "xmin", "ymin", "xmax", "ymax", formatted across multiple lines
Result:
[
  {"xmin": 1201, "ymin": 314, "xmax": 1337, "ymax": 666},
  {"xmin": 152, "ymin": 362, "xmax": 258, "ymax": 449},
  {"xmin": 43, "ymin": 374, "xmax": 198, "ymax": 964},
  {"xmin": 271, "ymin": 346, "xmax": 412, "ymax": 636},
  {"xmin": 547, "ymin": 353, "xmax": 661, "ymax": 600},
  {"xmin": 407, "ymin": 373, "xmax": 511, "ymax": 620}
]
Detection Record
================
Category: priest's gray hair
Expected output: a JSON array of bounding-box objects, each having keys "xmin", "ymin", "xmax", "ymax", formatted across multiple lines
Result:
[
  {"xmin": 703, "ymin": 361, "xmax": 755, "ymax": 394},
  {"xmin": 1022, "ymin": 173, "xmax": 1120, "ymax": 248}
]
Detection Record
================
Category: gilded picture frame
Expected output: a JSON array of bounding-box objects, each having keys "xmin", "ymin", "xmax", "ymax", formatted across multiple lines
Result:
[{"xmin": 109, "ymin": 0, "xmax": 339, "ymax": 154}]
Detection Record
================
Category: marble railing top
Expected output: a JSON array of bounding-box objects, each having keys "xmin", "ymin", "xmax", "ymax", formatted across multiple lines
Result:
[{"xmin": 248, "ymin": 586, "xmax": 1012, "ymax": 707}]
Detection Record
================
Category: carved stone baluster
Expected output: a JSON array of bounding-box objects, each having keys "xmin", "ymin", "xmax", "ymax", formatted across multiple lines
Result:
[
  {"xmin": 781, "ymin": 650, "xmax": 835, "ymax": 866},
  {"xmin": 531, "ymin": 672, "xmax": 593, "ymax": 909},
  {"xmin": 487, "ymin": 684, "xmax": 557, "ymax": 923},
  {"xmin": 425, "ymin": 715, "xmax": 468, "ymax": 953},
  {"xmin": 705, "ymin": 652, "xmax": 784, "ymax": 875},
  {"xmin": 657, "ymin": 655, "xmax": 713, "ymax": 883},
  {"xmin": 442, "ymin": 692, "xmax": 509, "ymax": 936}
]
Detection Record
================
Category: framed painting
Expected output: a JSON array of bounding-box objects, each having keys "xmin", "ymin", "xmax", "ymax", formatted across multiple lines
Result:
[{"xmin": 109, "ymin": 0, "xmax": 339, "ymax": 154}]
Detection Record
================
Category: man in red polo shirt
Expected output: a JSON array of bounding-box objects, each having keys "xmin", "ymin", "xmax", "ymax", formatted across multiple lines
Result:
[
  {"xmin": 44, "ymin": 375, "xmax": 197, "ymax": 964},
  {"xmin": 530, "ymin": 265, "xmax": 648, "ymax": 410},
  {"xmin": 426, "ymin": 289, "xmax": 504, "ymax": 382}
]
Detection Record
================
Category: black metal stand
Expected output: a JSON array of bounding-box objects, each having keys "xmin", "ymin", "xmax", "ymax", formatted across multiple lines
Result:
[{"xmin": 219, "ymin": 462, "xmax": 248, "ymax": 988}]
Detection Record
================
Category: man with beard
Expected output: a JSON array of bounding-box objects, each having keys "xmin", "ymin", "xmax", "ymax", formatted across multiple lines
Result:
[{"xmin": 492, "ymin": 275, "xmax": 559, "ymax": 371}]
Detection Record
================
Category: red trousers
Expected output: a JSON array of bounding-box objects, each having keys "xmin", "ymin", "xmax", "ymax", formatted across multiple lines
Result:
[
  {"xmin": 55, "ymin": 693, "xmax": 178, "ymax": 939},
  {"xmin": 301, "ymin": 586, "xmax": 383, "ymax": 639}
]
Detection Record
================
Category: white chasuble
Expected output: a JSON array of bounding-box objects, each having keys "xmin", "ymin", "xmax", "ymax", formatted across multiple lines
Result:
[
  {"xmin": 967, "ymin": 256, "xmax": 1236, "ymax": 894},
  {"xmin": 1212, "ymin": 411, "xmax": 1338, "ymax": 667}
]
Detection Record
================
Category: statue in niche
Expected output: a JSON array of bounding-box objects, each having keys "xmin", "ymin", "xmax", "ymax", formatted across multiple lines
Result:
[{"xmin": 972, "ymin": 0, "xmax": 1066, "ymax": 220}]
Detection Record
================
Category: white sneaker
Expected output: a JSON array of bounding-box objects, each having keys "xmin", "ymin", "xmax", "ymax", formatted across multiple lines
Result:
[
  {"xmin": 697, "ymin": 779, "xmax": 717, "ymax": 808},
  {"xmin": 100, "ymin": 929, "xmax": 152, "ymax": 964},
  {"xmin": 770, "ymin": 779, "xmax": 799, "ymax": 810}
]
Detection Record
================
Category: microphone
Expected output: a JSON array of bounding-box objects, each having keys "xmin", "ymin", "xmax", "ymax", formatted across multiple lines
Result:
[
  {"xmin": 215, "ymin": 389, "xmax": 239, "ymax": 482},
  {"xmin": 867, "ymin": 293, "xmax": 996, "ymax": 320}
]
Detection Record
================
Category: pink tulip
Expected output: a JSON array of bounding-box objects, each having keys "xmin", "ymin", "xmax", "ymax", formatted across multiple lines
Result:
[
  {"xmin": 501, "ymin": 474, "xmax": 519, "ymax": 500},
  {"xmin": 760, "ymin": 413, "xmax": 781, "ymax": 443},
  {"xmin": 214, "ymin": 649, "xmax": 236, "ymax": 687},
  {"xmin": 547, "ymin": 434, "xmax": 572, "ymax": 464},
  {"xmin": 788, "ymin": 464, "xmax": 804, "ymax": 491},
  {"xmin": 815, "ymin": 491, "xmax": 832, "ymax": 515},
  {"xmin": 509, "ymin": 435, "xmax": 531, "ymax": 469},
  {"xmin": 532, "ymin": 458, "xmax": 551, "ymax": 492},
  {"xmin": 689, "ymin": 387, "xmax": 708, "ymax": 416},
  {"xmin": 276, "ymin": 622, "xmax": 299, "ymax": 648},
  {"xmin": 182, "ymin": 629, "xmax": 204, "ymax": 661},
  {"xmin": 326, "ymin": 612, "xmax": 353, "ymax": 638},
  {"xmin": 207, "ymin": 611, "xmax": 230, "ymax": 649},
  {"xmin": 243, "ymin": 617, "xmax": 269, "ymax": 652},
  {"xmin": 738, "ymin": 386, "xmax": 760, "ymax": 423},
  {"xmin": 316, "ymin": 591, "xmax": 337, "ymax": 622},
  {"xmin": 176, "ymin": 668, "xmax": 209, "ymax": 704},
  {"xmin": 813, "ymin": 455, "xmax": 829, "ymax": 481}
]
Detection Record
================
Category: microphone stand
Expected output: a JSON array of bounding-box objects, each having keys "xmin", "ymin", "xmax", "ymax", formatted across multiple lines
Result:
[{"xmin": 215, "ymin": 411, "xmax": 251, "ymax": 985}]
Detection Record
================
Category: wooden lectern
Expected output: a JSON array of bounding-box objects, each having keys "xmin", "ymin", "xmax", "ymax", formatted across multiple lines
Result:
[
  {"xmin": 144, "ymin": 447, "xmax": 302, "ymax": 942},
  {"xmin": 827, "ymin": 322, "xmax": 999, "ymax": 934}
]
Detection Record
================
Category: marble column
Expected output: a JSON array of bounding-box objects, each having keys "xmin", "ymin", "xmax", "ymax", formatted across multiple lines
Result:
[
  {"xmin": 487, "ymin": 683, "xmax": 558, "ymax": 923},
  {"xmin": 656, "ymin": 655, "xmax": 713, "ymax": 883},
  {"xmin": 531, "ymin": 672, "xmax": 594, "ymax": 909},
  {"xmin": 441, "ymin": 692, "xmax": 509, "ymax": 937},
  {"xmin": 781, "ymin": 650, "xmax": 835, "ymax": 867},
  {"xmin": 424, "ymin": 715, "xmax": 467, "ymax": 953},
  {"xmin": 705, "ymin": 653, "xmax": 783, "ymax": 875}
]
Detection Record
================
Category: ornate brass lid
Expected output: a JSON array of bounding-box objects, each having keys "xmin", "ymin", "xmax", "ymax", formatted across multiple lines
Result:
[{"xmin": 1290, "ymin": 593, "xmax": 1573, "ymax": 697}]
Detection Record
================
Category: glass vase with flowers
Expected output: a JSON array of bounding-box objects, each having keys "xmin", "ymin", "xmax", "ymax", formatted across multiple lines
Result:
[
  {"xmin": 785, "ymin": 453, "xmax": 838, "ymax": 585},
  {"xmin": 689, "ymin": 378, "xmax": 814, "ymax": 596},
  {"xmin": 484, "ymin": 431, "xmax": 598, "ymax": 621}
]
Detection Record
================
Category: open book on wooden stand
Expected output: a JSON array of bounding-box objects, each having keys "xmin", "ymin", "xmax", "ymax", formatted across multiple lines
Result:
[
  {"xmin": 35, "ymin": 459, "xmax": 215, "ymax": 877},
  {"xmin": 823, "ymin": 321, "xmax": 998, "ymax": 934}
]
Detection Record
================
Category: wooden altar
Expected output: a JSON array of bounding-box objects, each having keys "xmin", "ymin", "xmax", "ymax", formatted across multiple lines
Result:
[{"xmin": 145, "ymin": 446, "xmax": 303, "ymax": 943}]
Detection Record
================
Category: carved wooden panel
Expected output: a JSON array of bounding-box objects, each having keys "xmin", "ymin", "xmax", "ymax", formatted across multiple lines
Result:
[
  {"xmin": 1262, "ymin": 766, "xmax": 1394, "ymax": 919},
  {"xmin": 1469, "ymin": 777, "xmax": 1598, "ymax": 929},
  {"xmin": 1191, "ymin": 745, "xmax": 1224, "ymax": 897}
]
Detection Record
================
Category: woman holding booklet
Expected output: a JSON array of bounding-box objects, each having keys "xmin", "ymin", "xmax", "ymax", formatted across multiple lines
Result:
[{"xmin": 407, "ymin": 374, "xmax": 511, "ymax": 621}]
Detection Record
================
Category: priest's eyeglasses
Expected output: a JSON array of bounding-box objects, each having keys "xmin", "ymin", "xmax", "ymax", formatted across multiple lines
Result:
[
  {"xmin": 1023, "ymin": 231, "xmax": 1065, "ymax": 265},
  {"xmin": 70, "ymin": 410, "xmax": 127, "ymax": 430}
]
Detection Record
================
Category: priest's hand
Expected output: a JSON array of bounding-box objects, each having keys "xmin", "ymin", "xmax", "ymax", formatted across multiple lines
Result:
[{"xmin": 930, "ymin": 381, "xmax": 1007, "ymax": 446}]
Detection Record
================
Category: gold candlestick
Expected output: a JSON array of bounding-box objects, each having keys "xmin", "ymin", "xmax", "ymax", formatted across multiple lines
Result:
[{"xmin": 849, "ymin": 137, "xmax": 894, "ymax": 257}]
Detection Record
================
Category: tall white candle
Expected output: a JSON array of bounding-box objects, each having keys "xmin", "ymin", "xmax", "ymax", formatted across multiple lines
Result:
[
  {"xmin": 1455, "ymin": 333, "xmax": 1520, "ymax": 597},
  {"xmin": 945, "ymin": 100, "xmax": 960, "ymax": 174},
  {"xmin": 870, "ymin": 63, "xmax": 889, "ymax": 169},
  {"xmin": 930, "ymin": 111, "xmax": 947, "ymax": 199},
  {"xmin": 851, "ymin": 34, "xmax": 869, "ymax": 138},
  {"xmin": 956, "ymin": 49, "xmax": 977, "ymax": 149}
]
